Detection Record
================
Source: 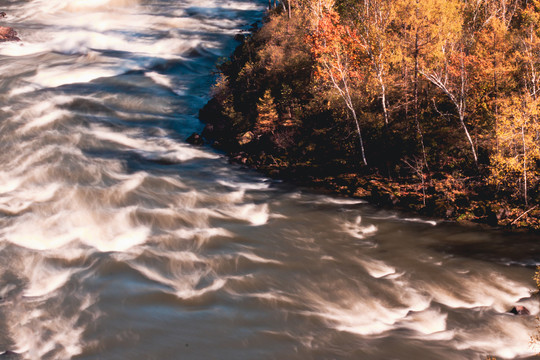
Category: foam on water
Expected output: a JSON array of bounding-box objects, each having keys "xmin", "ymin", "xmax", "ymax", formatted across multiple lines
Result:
[
  {"xmin": 452, "ymin": 315, "xmax": 540, "ymax": 359},
  {"xmin": 218, "ymin": 203, "xmax": 271, "ymax": 226},
  {"xmin": 304, "ymin": 286, "xmax": 432, "ymax": 337},
  {"xmin": 173, "ymin": 227, "xmax": 234, "ymax": 247},
  {"xmin": 145, "ymin": 71, "xmax": 174, "ymax": 89},
  {"xmin": 10, "ymin": 294, "xmax": 96, "ymax": 360},
  {"xmin": 127, "ymin": 251, "xmax": 228, "ymax": 300},
  {"xmin": 315, "ymin": 300, "xmax": 417, "ymax": 336},
  {"xmin": 89, "ymin": 124, "xmax": 218, "ymax": 162},
  {"xmin": 3, "ymin": 205, "xmax": 150, "ymax": 252},
  {"xmin": 0, "ymin": 183, "xmax": 60, "ymax": 215},
  {"xmin": 343, "ymin": 216, "xmax": 378, "ymax": 239},
  {"xmin": 421, "ymin": 272, "xmax": 533, "ymax": 312},
  {"xmin": 18, "ymin": 109, "xmax": 69, "ymax": 132},
  {"xmin": 357, "ymin": 258, "xmax": 397, "ymax": 279},
  {"xmin": 237, "ymin": 252, "xmax": 282, "ymax": 265},
  {"xmin": 398, "ymin": 308, "xmax": 448, "ymax": 335},
  {"xmin": 62, "ymin": 0, "xmax": 141, "ymax": 12},
  {"xmin": 2, "ymin": 0, "xmax": 538, "ymax": 359},
  {"xmin": 27, "ymin": 63, "xmax": 123, "ymax": 89},
  {"xmin": 217, "ymin": 179, "xmax": 271, "ymax": 191},
  {"xmin": 403, "ymin": 217, "xmax": 438, "ymax": 226},
  {"xmin": 22, "ymin": 257, "xmax": 82, "ymax": 298},
  {"xmin": 324, "ymin": 197, "xmax": 367, "ymax": 205}
]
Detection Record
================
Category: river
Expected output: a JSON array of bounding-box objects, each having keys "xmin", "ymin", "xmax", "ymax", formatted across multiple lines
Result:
[{"xmin": 0, "ymin": 0, "xmax": 539, "ymax": 359}]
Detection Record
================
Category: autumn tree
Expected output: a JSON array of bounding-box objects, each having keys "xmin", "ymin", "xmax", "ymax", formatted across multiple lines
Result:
[
  {"xmin": 490, "ymin": 94, "xmax": 540, "ymax": 205},
  {"xmin": 347, "ymin": 0, "xmax": 397, "ymax": 126},
  {"xmin": 395, "ymin": 0, "xmax": 452, "ymax": 168},
  {"xmin": 309, "ymin": 1, "xmax": 368, "ymax": 165},
  {"xmin": 489, "ymin": 1, "xmax": 540, "ymax": 205},
  {"xmin": 417, "ymin": 0, "xmax": 484, "ymax": 165},
  {"xmin": 254, "ymin": 89, "xmax": 279, "ymax": 136},
  {"xmin": 517, "ymin": 0, "xmax": 540, "ymax": 100}
]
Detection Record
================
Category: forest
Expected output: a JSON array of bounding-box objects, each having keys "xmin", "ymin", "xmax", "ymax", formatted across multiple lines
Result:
[{"xmin": 199, "ymin": 0, "xmax": 540, "ymax": 228}]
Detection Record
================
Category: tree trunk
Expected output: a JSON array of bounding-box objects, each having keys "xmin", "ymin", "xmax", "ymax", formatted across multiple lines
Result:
[
  {"xmin": 459, "ymin": 113, "xmax": 478, "ymax": 164},
  {"xmin": 522, "ymin": 124, "xmax": 528, "ymax": 206},
  {"xmin": 414, "ymin": 25, "xmax": 428, "ymax": 169},
  {"xmin": 379, "ymin": 73, "xmax": 389, "ymax": 125},
  {"xmin": 351, "ymin": 107, "xmax": 368, "ymax": 166}
]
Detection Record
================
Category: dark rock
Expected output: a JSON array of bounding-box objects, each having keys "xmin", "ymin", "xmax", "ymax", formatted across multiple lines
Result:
[
  {"xmin": 509, "ymin": 305, "xmax": 530, "ymax": 315},
  {"xmin": 486, "ymin": 209, "xmax": 499, "ymax": 226},
  {"xmin": 0, "ymin": 26, "xmax": 20, "ymax": 42},
  {"xmin": 233, "ymin": 33, "xmax": 245, "ymax": 43},
  {"xmin": 0, "ymin": 12, "xmax": 6, "ymax": 18},
  {"xmin": 186, "ymin": 132, "xmax": 204, "ymax": 146},
  {"xmin": 198, "ymin": 98, "xmax": 223, "ymax": 124}
]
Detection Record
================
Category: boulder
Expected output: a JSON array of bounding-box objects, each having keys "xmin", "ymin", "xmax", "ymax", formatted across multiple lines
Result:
[
  {"xmin": 0, "ymin": 26, "xmax": 20, "ymax": 42},
  {"xmin": 186, "ymin": 132, "xmax": 204, "ymax": 146},
  {"xmin": 509, "ymin": 305, "xmax": 530, "ymax": 315}
]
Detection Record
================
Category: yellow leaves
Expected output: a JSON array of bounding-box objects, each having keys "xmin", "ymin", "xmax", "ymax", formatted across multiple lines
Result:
[
  {"xmin": 255, "ymin": 89, "xmax": 279, "ymax": 135},
  {"xmin": 489, "ymin": 94, "xmax": 540, "ymax": 200},
  {"xmin": 212, "ymin": 73, "xmax": 229, "ymax": 97},
  {"xmin": 305, "ymin": 0, "xmax": 336, "ymax": 30}
]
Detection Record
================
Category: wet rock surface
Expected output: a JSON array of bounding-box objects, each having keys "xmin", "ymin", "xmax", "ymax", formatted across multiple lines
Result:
[{"xmin": 0, "ymin": 12, "xmax": 20, "ymax": 42}]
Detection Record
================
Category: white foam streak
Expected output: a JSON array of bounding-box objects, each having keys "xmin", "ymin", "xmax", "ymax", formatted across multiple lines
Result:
[
  {"xmin": 0, "ymin": 177, "xmax": 23, "ymax": 194},
  {"xmin": 13, "ymin": 96, "xmax": 72, "ymax": 123},
  {"xmin": 343, "ymin": 216, "xmax": 378, "ymax": 239},
  {"xmin": 146, "ymin": 71, "xmax": 173, "ymax": 89},
  {"xmin": 399, "ymin": 309, "xmax": 448, "ymax": 335},
  {"xmin": 22, "ymin": 259, "xmax": 75, "ymax": 298},
  {"xmin": 220, "ymin": 203, "xmax": 270, "ymax": 226},
  {"xmin": 403, "ymin": 217, "xmax": 438, "ymax": 226},
  {"xmin": 308, "ymin": 287, "xmax": 432, "ymax": 337},
  {"xmin": 326, "ymin": 197, "xmax": 366, "ymax": 205},
  {"xmin": 358, "ymin": 258, "xmax": 396, "ymax": 278},
  {"xmin": 174, "ymin": 227, "xmax": 234, "ymax": 243},
  {"xmin": 453, "ymin": 316, "xmax": 540, "ymax": 359},
  {"xmin": 3, "ymin": 206, "xmax": 150, "ymax": 252},
  {"xmin": 425, "ymin": 274, "xmax": 533, "ymax": 312},
  {"xmin": 0, "ymin": 183, "xmax": 60, "ymax": 215},
  {"xmin": 217, "ymin": 179, "xmax": 270, "ymax": 191},
  {"xmin": 318, "ymin": 301, "xmax": 410, "ymax": 336},
  {"xmin": 239, "ymin": 252, "xmax": 282, "ymax": 265},
  {"xmin": 128, "ymin": 254, "xmax": 227, "ymax": 300},
  {"xmin": 11, "ymin": 295, "xmax": 94, "ymax": 360},
  {"xmin": 90, "ymin": 125, "xmax": 218, "ymax": 162},
  {"xmin": 62, "ymin": 0, "xmax": 141, "ymax": 12},
  {"xmin": 29, "ymin": 64, "xmax": 121, "ymax": 88},
  {"xmin": 20, "ymin": 109, "xmax": 69, "ymax": 132}
]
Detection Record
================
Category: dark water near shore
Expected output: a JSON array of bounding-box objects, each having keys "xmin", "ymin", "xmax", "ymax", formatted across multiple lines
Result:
[{"xmin": 0, "ymin": 1, "xmax": 539, "ymax": 359}]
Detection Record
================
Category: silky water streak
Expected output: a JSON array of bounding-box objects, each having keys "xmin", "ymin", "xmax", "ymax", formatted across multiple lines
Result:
[{"xmin": 0, "ymin": 0, "xmax": 538, "ymax": 359}]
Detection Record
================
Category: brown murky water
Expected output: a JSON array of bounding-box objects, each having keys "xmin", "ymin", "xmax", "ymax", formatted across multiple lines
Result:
[{"xmin": 0, "ymin": 1, "xmax": 539, "ymax": 359}]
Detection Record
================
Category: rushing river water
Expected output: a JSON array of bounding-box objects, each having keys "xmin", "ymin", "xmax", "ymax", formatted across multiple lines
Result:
[{"xmin": 0, "ymin": 1, "xmax": 539, "ymax": 359}]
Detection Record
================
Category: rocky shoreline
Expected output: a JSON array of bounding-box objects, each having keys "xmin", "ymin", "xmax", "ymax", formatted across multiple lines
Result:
[{"xmin": 189, "ymin": 122, "xmax": 540, "ymax": 231}]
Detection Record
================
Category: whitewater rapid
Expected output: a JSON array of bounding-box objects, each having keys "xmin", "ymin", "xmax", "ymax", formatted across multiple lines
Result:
[{"xmin": 0, "ymin": 0, "xmax": 539, "ymax": 359}]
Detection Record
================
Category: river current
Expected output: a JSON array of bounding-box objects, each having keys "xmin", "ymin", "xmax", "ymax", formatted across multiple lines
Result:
[{"xmin": 0, "ymin": 1, "xmax": 539, "ymax": 359}]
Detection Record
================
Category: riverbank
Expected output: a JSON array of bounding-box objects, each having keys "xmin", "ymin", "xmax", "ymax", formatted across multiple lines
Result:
[
  {"xmin": 193, "ymin": 123, "xmax": 540, "ymax": 230},
  {"xmin": 196, "ymin": 5, "xmax": 540, "ymax": 231}
]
